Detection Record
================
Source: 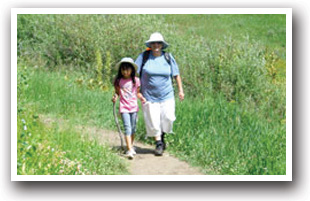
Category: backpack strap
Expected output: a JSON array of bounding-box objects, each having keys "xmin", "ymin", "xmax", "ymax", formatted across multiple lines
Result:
[
  {"xmin": 139, "ymin": 50, "xmax": 151, "ymax": 78},
  {"xmin": 163, "ymin": 51, "xmax": 174, "ymax": 82},
  {"xmin": 163, "ymin": 51, "xmax": 171, "ymax": 66}
]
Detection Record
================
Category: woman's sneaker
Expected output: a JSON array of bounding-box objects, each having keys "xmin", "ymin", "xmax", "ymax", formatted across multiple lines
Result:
[
  {"xmin": 125, "ymin": 150, "xmax": 134, "ymax": 160},
  {"xmin": 155, "ymin": 141, "xmax": 164, "ymax": 156}
]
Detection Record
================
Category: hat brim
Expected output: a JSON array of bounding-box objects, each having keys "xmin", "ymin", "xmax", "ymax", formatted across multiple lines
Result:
[
  {"xmin": 145, "ymin": 40, "xmax": 169, "ymax": 49},
  {"xmin": 115, "ymin": 61, "xmax": 138, "ymax": 72}
]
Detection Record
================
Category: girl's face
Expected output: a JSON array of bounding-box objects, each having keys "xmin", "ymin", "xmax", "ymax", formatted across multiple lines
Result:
[
  {"xmin": 121, "ymin": 66, "xmax": 133, "ymax": 79},
  {"xmin": 150, "ymin": 42, "xmax": 163, "ymax": 53}
]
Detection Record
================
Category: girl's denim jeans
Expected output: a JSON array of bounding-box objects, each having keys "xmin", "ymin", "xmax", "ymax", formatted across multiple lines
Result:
[{"xmin": 121, "ymin": 112, "xmax": 138, "ymax": 136}]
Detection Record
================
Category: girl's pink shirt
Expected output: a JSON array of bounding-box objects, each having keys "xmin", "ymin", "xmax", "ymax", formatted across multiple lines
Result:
[{"xmin": 119, "ymin": 77, "xmax": 140, "ymax": 113}]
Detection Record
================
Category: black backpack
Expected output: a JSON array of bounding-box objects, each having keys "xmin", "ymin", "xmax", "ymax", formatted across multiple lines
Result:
[{"xmin": 139, "ymin": 50, "xmax": 173, "ymax": 81}]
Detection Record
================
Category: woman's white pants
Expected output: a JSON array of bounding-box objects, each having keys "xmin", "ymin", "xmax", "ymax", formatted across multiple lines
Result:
[{"xmin": 142, "ymin": 98, "xmax": 176, "ymax": 137}]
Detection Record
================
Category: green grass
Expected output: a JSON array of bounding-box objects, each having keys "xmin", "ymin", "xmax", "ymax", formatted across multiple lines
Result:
[
  {"xmin": 17, "ymin": 14, "xmax": 287, "ymax": 175},
  {"xmin": 22, "ymin": 70, "xmax": 115, "ymax": 128},
  {"xmin": 17, "ymin": 111, "xmax": 129, "ymax": 175},
  {"xmin": 21, "ymin": 67, "xmax": 285, "ymax": 175},
  {"xmin": 17, "ymin": 66, "xmax": 129, "ymax": 175},
  {"xmin": 170, "ymin": 95, "xmax": 285, "ymax": 175},
  {"xmin": 164, "ymin": 14, "xmax": 286, "ymax": 58}
]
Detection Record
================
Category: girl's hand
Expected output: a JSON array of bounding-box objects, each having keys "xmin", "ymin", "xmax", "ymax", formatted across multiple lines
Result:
[
  {"xmin": 179, "ymin": 91, "xmax": 185, "ymax": 101},
  {"xmin": 112, "ymin": 94, "xmax": 118, "ymax": 103},
  {"xmin": 140, "ymin": 96, "xmax": 147, "ymax": 104},
  {"xmin": 137, "ymin": 92, "xmax": 146, "ymax": 104}
]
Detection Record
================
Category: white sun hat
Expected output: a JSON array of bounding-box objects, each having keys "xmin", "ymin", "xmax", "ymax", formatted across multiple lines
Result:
[
  {"xmin": 145, "ymin": 32, "xmax": 169, "ymax": 49},
  {"xmin": 115, "ymin": 57, "xmax": 138, "ymax": 71}
]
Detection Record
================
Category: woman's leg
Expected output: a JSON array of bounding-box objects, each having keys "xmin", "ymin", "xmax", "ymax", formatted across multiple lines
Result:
[
  {"xmin": 142, "ymin": 102, "xmax": 161, "ymax": 137},
  {"xmin": 154, "ymin": 135, "xmax": 163, "ymax": 156},
  {"xmin": 142, "ymin": 102, "xmax": 163, "ymax": 155},
  {"xmin": 161, "ymin": 132, "xmax": 166, "ymax": 150},
  {"xmin": 160, "ymin": 98, "xmax": 176, "ymax": 133},
  {"xmin": 160, "ymin": 98, "xmax": 176, "ymax": 150}
]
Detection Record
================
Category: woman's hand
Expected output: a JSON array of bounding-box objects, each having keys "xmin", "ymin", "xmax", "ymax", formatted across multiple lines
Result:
[
  {"xmin": 112, "ymin": 94, "xmax": 118, "ymax": 103},
  {"xmin": 175, "ymin": 75, "xmax": 184, "ymax": 101},
  {"xmin": 179, "ymin": 91, "xmax": 185, "ymax": 101}
]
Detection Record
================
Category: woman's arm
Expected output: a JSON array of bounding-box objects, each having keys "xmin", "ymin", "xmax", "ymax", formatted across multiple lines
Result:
[{"xmin": 175, "ymin": 75, "xmax": 184, "ymax": 101}]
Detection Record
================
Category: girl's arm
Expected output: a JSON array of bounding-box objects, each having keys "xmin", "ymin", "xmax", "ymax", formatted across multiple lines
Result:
[
  {"xmin": 175, "ymin": 75, "xmax": 184, "ymax": 101},
  {"xmin": 137, "ymin": 87, "xmax": 146, "ymax": 104},
  {"xmin": 112, "ymin": 86, "xmax": 120, "ymax": 103}
]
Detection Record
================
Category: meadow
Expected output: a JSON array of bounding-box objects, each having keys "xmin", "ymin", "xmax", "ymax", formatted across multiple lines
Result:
[{"xmin": 17, "ymin": 14, "xmax": 286, "ymax": 175}]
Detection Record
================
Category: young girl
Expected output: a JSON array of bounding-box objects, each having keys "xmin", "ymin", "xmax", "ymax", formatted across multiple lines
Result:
[{"xmin": 112, "ymin": 57, "xmax": 145, "ymax": 159}]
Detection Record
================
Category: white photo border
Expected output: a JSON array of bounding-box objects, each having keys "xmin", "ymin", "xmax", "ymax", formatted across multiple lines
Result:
[{"xmin": 11, "ymin": 8, "xmax": 292, "ymax": 181}]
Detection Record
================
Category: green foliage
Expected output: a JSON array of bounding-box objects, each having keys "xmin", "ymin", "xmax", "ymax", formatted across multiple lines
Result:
[
  {"xmin": 95, "ymin": 48, "xmax": 103, "ymax": 84},
  {"xmin": 17, "ymin": 14, "xmax": 286, "ymax": 98},
  {"xmin": 103, "ymin": 51, "xmax": 112, "ymax": 90}
]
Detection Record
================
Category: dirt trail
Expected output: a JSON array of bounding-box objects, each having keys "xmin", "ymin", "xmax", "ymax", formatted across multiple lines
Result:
[
  {"xmin": 80, "ymin": 126, "xmax": 203, "ymax": 175},
  {"xmin": 43, "ymin": 116, "xmax": 203, "ymax": 175}
]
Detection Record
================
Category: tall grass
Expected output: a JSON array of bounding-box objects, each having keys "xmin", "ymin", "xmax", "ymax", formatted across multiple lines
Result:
[
  {"xmin": 170, "ymin": 94, "xmax": 285, "ymax": 175},
  {"xmin": 23, "ymin": 70, "xmax": 115, "ymax": 127},
  {"xmin": 17, "ymin": 14, "xmax": 286, "ymax": 175}
]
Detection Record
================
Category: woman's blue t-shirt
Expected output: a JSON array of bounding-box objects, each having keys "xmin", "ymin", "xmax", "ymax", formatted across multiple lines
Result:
[{"xmin": 135, "ymin": 52, "xmax": 180, "ymax": 102}]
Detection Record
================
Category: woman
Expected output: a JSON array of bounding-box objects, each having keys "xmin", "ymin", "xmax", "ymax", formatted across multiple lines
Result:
[{"xmin": 135, "ymin": 32, "xmax": 184, "ymax": 156}]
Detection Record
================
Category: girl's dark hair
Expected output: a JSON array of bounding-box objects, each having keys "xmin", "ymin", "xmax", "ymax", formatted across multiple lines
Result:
[{"xmin": 113, "ymin": 62, "xmax": 136, "ymax": 88}]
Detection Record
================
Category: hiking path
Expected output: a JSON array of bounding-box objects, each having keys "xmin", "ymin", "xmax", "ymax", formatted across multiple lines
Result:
[{"xmin": 43, "ymin": 115, "xmax": 203, "ymax": 175}]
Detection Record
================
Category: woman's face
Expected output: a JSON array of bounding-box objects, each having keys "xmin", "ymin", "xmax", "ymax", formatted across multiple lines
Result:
[{"xmin": 150, "ymin": 42, "xmax": 163, "ymax": 53}]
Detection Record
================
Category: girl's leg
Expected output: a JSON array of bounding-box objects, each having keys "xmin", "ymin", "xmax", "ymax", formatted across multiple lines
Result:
[
  {"xmin": 131, "ymin": 134, "xmax": 135, "ymax": 148},
  {"xmin": 121, "ymin": 113, "xmax": 133, "ymax": 151},
  {"xmin": 130, "ymin": 112, "xmax": 138, "ymax": 153},
  {"xmin": 125, "ymin": 136, "xmax": 132, "ymax": 152}
]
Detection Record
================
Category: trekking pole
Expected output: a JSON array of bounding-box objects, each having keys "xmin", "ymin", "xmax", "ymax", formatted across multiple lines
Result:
[{"xmin": 113, "ymin": 102, "xmax": 124, "ymax": 151}]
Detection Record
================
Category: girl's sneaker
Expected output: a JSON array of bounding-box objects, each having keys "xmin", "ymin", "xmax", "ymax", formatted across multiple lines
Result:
[
  {"xmin": 132, "ymin": 147, "xmax": 137, "ymax": 155},
  {"xmin": 126, "ymin": 150, "xmax": 134, "ymax": 160}
]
